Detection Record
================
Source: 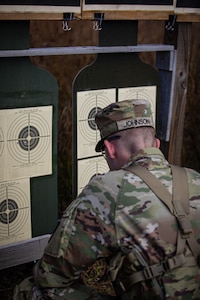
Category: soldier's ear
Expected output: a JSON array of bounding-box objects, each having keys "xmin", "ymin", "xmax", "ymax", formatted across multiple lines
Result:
[
  {"xmin": 155, "ymin": 138, "xmax": 160, "ymax": 149},
  {"xmin": 104, "ymin": 139, "xmax": 116, "ymax": 159}
]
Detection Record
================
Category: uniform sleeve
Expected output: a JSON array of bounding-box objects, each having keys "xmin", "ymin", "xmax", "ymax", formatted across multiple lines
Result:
[
  {"xmin": 186, "ymin": 167, "xmax": 200, "ymax": 199},
  {"xmin": 33, "ymin": 175, "xmax": 118, "ymax": 288}
]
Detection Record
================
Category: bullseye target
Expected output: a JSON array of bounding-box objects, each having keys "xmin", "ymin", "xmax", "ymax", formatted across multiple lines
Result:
[
  {"xmin": 118, "ymin": 86, "xmax": 156, "ymax": 125},
  {"xmin": 77, "ymin": 88, "xmax": 116, "ymax": 159},
  {"xmin": 18, "ymin": 125, "xmax": 40, "ymax": 151},
  {"xmin": 1, "ymin": 106, "xmax": 53, "ymax": 180},
  {"xmin": 0, "ymin": 199, "xmax": 19, "ymax": 224},
  {"xmin": 7, "ymin": 109, "xmax": 51, "ymax": 164},
  {"xmin": 77, "ymin": 156, "xmax": 109, "ymax": 194},
  {"xmin": 0, "ymin": 179, "xmax": 31, "ymax": 246}
]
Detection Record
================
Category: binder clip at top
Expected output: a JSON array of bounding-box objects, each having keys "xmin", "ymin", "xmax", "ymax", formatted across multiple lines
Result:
[
  {"xmin": 93, "ymin": 13, "xmax": 104, "ymax": 31},
  {"xmin": 62, "ymin": 13, "xmax": 74, "ymax": 31},
  {"xmin": 165, "ymin": 15, "xmax": 177, "ymax": 33}
]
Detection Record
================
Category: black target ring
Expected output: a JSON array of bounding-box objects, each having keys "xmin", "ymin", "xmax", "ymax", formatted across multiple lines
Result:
[
  {"xmin": 18, "ymin": 126, "xmax": 40, "ymax": 151},
  {"xmin": 87, "ymin": 107, "xmax": 101, "ymax": 131},
  {"xmin": 0, "ymin": 199, "xmax": 19, "ymax": 224}
]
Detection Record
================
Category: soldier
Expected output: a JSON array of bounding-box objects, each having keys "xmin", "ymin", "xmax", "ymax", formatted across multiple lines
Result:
[{"xmin": 14, "ymin": 99, "xmax": 200, "ymax": 299}]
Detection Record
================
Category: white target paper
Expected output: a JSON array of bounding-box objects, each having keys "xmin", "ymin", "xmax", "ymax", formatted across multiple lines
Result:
[
  {"xmin": 0, "ymin": 178, "xmax": 31, "ymax": 246},
  {"xmin": 77, "ymin": 89, "xmax": 116, "ymax": 159},
  {"xmin": 0, "ymin": 106, "xmax": 52, "ymax": 181},
  {"xmin": 0, "ymin": 123, "xmax": 4, "ymax": 182},
  {"xmin": 77, "ymin": 156, "xmax": 109, "ymax": 194},
  {"xmin": 118, "ymin": 86, "xmax": 156, "ymax": 126}
]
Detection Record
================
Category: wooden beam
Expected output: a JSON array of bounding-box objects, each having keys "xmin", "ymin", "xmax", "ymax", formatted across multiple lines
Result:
[
  {"xmin": 81, "ymin": 11, "xmax": 172, "ymax": 21},
  {"xmin": 0, "ymin": 13, "xmax": 63, "ymax": 20},
  {"xmin": 0, "ymin": 11, "xmax": 200, "ymax": 22},
  {"xmin": 0, "ymin": 12, "xmax": 81, "ymax": 20},
  {"xmin": 168, "ymin": 23, "xmax": 192, "ymax": 165},
  {"xmin": 0, "ymin": 234, "xmax": 50, "ymax": 270},
  {"xmin": 177, "ymin": 13, "xmax": 200, "ymax": 22},
  {"xmin": 82, "ymin": 12, "xmax": 200, "ymax": 22}
]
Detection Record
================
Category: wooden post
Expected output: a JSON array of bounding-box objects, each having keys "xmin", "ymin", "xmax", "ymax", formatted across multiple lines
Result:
[{"xmin": 168, "ymin": 22, "xmax": 192, "ymax": 165}]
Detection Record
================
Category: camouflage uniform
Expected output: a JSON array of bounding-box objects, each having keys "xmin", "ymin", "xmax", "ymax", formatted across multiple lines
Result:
[
  {"xmin": 14, "ymin": 148, "xmax": 200, "ymax": 299},
  {"xmin": 14, "ymin": 100, "xmax": 200, "ymax": 299}
]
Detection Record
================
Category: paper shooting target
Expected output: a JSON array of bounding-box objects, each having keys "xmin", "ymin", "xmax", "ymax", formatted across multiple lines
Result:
[
  {"xmin": 77, "ymin": 156, "xmax": 109, "ymax": 194},
  {"xmin": 0, "ymin": 127, "xmax": 4, "ymax": 158},
  {"xmin": 118, "ymin": 86, "xmax": 156, "ymax": 126},
  {"xmin": 7, "ymin": 109, "xmax": 51, "ymax": 164},
  {"xmin": 0, "ymin": 179, "xmax": 31, "ymax": 246},
  {"xmin": 77, "ymin": 89, "xmax": 116, "ymax": 159},
  {"xmin": 0, "ymin": 127, "xmax": 4, "ymax": 181},
  {"xmin": 0, "ymin": 106, "xmax": 53, "ymax": 181},
  {"xmin": 0, "ymin": 112, "xmax": 5, "ymax": 182},
  {"xmin": 0, "ymin": 110, "xmax": 5, "ymax": 158}
]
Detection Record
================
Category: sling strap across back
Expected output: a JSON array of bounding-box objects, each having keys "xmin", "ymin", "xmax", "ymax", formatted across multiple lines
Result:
[
  {"xmin": 123, "ymin": 164, "xmax": 200, "ymax": 262},
  {"xmin": 109, "ymin": 164, "xmax": 200, "ymax": 296},
  {"xmin": 124, "ymin": 164, "xmax": 200, "ymax": 261},
  {"xmin": 109, "ymin": 166, "xmax": 200, "ymax": 299}
]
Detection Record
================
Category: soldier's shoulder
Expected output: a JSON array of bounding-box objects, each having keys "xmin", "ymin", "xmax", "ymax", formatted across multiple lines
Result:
[
  {"xmin": 81, "ymin": 169, "xmax": 125, "ymax": 195},
  {"xmin": 185, "ymin": 167, "xmax": 200, "ymax": 183},
  {"xmin": 90, "ymin": 169, "xmax": 125, "ymax": 183}
]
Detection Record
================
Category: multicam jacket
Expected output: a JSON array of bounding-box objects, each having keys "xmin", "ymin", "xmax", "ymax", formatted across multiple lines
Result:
[{"xmin": 25, "ymin": 148, "xmax": 200, "ymax": 299}]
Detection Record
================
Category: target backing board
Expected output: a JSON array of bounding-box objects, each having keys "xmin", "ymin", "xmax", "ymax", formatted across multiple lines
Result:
[
  {"xmin": 0, "ymin": 106, "xmax": 53, "ymax": 181},
  {"xmin": 118, "ymin": 86, "xmax": 156, "ymax": 126},
  {"xmin": 77, "ymin": 156, "xmax": 109, "ymax": 194},
  {"xmin": 77, "ymin": 88, "xmax": 116, "ymax": 159},
  {"xmin": 0, "ymin": 178, "xmax": 31, "ymax": 246}
]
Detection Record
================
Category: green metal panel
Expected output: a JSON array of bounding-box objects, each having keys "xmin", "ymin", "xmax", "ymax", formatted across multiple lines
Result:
[
  {"xmin": 0, "ymin": 21, "xmax": 58, "ymax": 238},
  {"xmin": 72, "ymin": 20, "xmax": 160, "ymax": 197}
]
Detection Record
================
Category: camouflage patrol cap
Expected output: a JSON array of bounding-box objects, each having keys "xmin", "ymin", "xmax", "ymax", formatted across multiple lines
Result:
[{"xmin": 95, "ymin": 99, "xmax": 154, "ymax": 152}]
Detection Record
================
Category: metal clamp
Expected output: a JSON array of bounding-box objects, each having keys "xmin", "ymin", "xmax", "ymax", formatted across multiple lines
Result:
[
  {"xmin": 93, "ymin": 13, "xmax": 104, "ymax": 31},
  {"xmin": 62, "ymin": 12, "xmax": 74, "ymax": 31},
  {"xmin": 165, "ymin": 15, "xmax": 177, "ymax": 32}
]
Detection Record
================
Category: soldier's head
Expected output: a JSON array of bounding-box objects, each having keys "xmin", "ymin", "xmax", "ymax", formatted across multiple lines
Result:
[{"xmin": 95, "ymin": 99, "xmax": 160, "ymax": 170}]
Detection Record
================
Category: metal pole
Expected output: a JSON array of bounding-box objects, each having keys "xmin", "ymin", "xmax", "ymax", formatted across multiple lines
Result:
[{"xmin": 0, "ymin": 44, "xmax": 174, "ymax": 57}]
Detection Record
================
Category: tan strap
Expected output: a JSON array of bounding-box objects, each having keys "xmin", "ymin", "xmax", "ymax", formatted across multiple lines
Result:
[
  {"xmin": 171, "ymin": 165, "xmax": 192, "ymax": 238},
  {"xmin": 171, "ymin": 165, "xmax": 189, "ymax": 214},
  {"xmin": 171, "ymin": 165, "xmax": 200, "ymax": 260},
  {"xmin": 116, "ymin": 254, "xmax": 196, "ymax": 294},
  {"xmin": 170, "ymin": 165, "xmax": 191, "ymax": 256}
]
